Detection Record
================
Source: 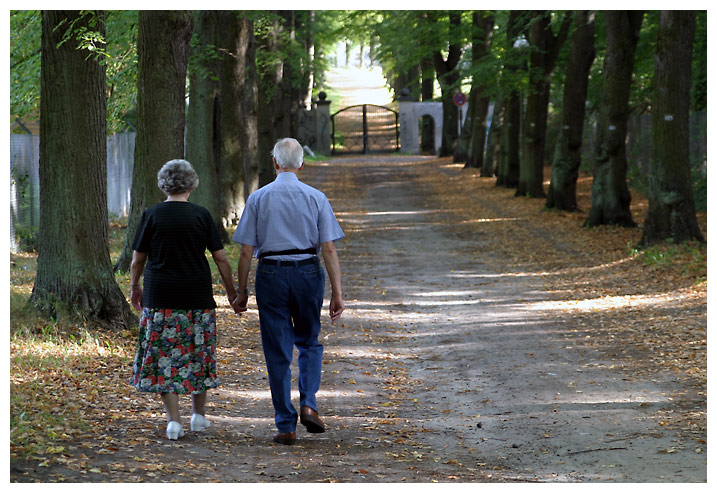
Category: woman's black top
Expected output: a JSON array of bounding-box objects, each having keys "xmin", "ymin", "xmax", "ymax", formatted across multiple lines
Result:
[{"xmin": 132, "ymin": 201, "xmax": 224, "ymax": 309}]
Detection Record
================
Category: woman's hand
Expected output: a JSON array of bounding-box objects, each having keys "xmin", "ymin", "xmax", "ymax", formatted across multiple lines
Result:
[{"xmin": 130, "ymin": 285, "xmax": 143, "ymax": 311}]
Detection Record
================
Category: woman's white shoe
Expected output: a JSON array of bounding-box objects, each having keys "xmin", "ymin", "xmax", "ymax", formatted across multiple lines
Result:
[
  {"xmin": 190, "ymin": 413, "xmax": 211, "ymax": 432},
  {"xmin": 166, "ymin": 421, "xmax": 185, "ymax": 440}
]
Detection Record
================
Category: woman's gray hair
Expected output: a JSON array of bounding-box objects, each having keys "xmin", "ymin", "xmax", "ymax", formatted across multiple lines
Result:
[
  {"xmin": 271, "ymin": 138, "xmax": 304, "ymax": 169},
  {"xmin": 157, "ymin": 159, "xmax": 199, "ymax": 195}
]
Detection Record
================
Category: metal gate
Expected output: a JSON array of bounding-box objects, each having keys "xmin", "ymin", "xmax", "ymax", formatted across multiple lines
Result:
[{"xmin": 331, "ymin": 104, "xmax": 399, "ymax": 154}]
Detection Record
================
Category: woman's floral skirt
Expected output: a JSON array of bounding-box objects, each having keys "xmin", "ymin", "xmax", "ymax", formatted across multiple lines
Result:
[{"xmin": 130, "ymin": 308, "xmax": 219, "ymax": 394}]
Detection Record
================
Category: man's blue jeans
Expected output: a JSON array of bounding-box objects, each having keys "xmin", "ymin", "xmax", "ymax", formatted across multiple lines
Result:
[{"xmin": 255, "ymin": 258, "xmax": 325, "ymax": 433}]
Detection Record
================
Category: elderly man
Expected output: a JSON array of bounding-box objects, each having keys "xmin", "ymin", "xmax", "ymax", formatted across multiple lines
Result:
[{"xmin": 231, "ymin": 138, "xmax": 345, "ymax": 445}]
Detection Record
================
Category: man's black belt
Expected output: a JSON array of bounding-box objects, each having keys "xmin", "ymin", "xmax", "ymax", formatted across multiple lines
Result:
[
  {"xmin": 259, "ymin": 257, "xmax": 318, "ymax": 267},
  {"xmin": 258, "ymin": 248, "xmax": 316, "ymax": 259}
]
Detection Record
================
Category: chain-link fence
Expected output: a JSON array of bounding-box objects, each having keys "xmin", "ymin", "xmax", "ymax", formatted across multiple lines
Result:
[{"xmin": 10, "ymin": 132, "xmax": 136, "ymax": 252}]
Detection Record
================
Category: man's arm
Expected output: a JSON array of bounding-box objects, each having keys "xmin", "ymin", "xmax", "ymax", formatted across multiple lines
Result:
[
  {"xmin": 232, "ymin": 243, "xmax": 255, "ymax": 313},
  {"xmin": 321, "ymin": 240, "xmax": 344, "ymax": 323}
]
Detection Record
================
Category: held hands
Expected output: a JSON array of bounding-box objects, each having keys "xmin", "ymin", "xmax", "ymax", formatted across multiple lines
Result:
[{"xmin": 230, "ymin": 291, "xmax": 248, "ymax": 314}]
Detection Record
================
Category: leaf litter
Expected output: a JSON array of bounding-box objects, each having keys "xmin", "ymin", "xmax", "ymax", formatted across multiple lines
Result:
[{"xmin": 10, "ymin": 156, "xmax": 705, "ymax": 482}]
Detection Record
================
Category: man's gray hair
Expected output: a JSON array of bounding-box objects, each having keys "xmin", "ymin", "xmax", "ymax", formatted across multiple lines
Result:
[
  {"xmin": 157, "ymin": 159, "xmax": 199, "ymax": 195},
  {"xmin": 271, "ymin": 138, "xmax": 304, "ymax": 169}
]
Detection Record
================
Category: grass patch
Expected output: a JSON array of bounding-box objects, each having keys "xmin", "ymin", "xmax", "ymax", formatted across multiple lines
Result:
[{"xmin": 628, "ymin": 240, "xmax": 707, "ymax": 282}]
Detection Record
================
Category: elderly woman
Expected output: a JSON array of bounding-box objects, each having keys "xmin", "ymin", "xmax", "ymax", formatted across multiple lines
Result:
[{"xmin": 129, "ymin": 159, "xmax": 238, "ymax": 440}]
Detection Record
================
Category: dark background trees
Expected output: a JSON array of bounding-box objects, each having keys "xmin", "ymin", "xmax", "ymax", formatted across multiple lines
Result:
[{"xmin": 11, "ymin": 9, "xmax": 707, "ymax": 327}]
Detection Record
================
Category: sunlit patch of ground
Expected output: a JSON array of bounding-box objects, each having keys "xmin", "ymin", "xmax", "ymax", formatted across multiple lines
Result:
[{"xmin": 324, "ymin": 66, "xmax": 393, "ymax": 107}]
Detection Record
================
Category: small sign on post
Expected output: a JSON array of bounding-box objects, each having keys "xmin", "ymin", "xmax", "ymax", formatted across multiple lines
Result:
[{"xmin": 454, "ymin": 92, "xmax": 467, "ymax": 137}]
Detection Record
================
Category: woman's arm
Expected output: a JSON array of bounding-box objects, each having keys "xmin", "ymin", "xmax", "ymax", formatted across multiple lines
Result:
[
  {"xmin": 211, "ymin": 249, "xmax": 239, "ymax": 313},
  {"xmin": 130, "ymin": 250, "xmax": 147, "ymax": 311}
]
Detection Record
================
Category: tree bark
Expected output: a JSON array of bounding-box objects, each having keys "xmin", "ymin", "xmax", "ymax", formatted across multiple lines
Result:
[
  {"xmin": 497, "ymin": 91, "xmax": 521, "ymax": 188},
  {"xmin": 484, "ymin": 95, "xmax": 504, "ymax": 177},
  {"xmin": 586, "ymin": 11, "xmax": 643, "ymax": 228},
  {"xmin": 517, "ymin": 11, "xmax": 572, "ymax": 198},
  {"xmin": 257, "ymin": 12, "xmax": 282, "ymax": 187},
  {"xmin": 433, "ymin": 12, "xmax": 462, "ymax": 157},
  {"xmin": 242, "ymin": 15, "xmax": 259, "ymax": 200},
  {"xmin": 546, "ymin": 11, "xmax": 596, "ymax": 211},
  {"xmin": 216, "ymin": 11, "xmax": 253, "ymax": 229},
  {"xmin": 496, "ymin": 11, "xmax": 524, "ymax": 188},
  {"xmin": 186, "ymin": 11, "xmax": 226, "ymax": 242},
  {"xmin": 32, "ymin": 11, "xmax": 134, "ymax": 328},
  {"xmin": 115, "ymin": 11, "xmax": 193, "ymax": 272},
  {"xmin": 465, "ymin": 11, "xmax": 495, "ymax": 171},
  {"xmin": 640, "ymin": 11, "xmax": 704, "ymax": 245}
]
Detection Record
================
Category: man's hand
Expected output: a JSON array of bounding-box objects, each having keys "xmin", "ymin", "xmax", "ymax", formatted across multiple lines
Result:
[{"xmin": 329, "ymin": 293, "xmax": 344, "ymax": 323}]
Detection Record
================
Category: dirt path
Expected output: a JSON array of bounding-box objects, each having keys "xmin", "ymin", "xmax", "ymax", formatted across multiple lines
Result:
[
  {"xmin": 11, "ymin": 155, "xmax": 705, "ymax": 483},
  {"xmin": 305, "ymin": 155, "xmax": 705, "ymax": 482}
]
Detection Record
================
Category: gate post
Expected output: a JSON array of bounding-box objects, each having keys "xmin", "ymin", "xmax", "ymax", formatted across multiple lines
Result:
[
  {"xmin": 362, "ymin": 105, "xmax": 368, "ymax": 153},
  {"xmin": 314, "ymin": 92, "xmax": 331, "ymax": 155},
  {"xmin": 399, "ymin": 100, "xmax": 420, "ymax": 154}
]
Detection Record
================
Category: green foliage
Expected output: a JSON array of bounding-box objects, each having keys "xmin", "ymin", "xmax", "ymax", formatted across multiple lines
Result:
[
  {"xmin": 10, "ymin": 10, "xmax": 41, "ymax": 125},
  {"xmin": 54, "ymin": 10, "xmax": 109, "ymax": 59},
  {"xmin": 10, "ymin": 10, "xmax": 138, "ymax": 133},
  {"xmin": 105, "ymin": 11, "xmax": 138, "ymax": 132},
  {"xmin": 630, "ymin": 11, "xmax": 657, "ymax": 114},
  {"xmin": 691, "ymin": 11, "xmax": 707, "ymax": 111}
]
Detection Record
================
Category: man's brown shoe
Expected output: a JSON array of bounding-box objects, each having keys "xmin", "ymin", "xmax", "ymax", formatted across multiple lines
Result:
[
  {"xmin": 273, "ymin": 431, "xmax": 296, "ymax": 445},
  {"xmin": 300, "ymin": 406, "xmax": 325, "ymax": 433}
]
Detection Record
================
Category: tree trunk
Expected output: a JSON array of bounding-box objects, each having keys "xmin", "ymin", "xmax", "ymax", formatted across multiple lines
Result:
[
  {"xmin": 115, "ymin": 11, "xmax": 193, "ymax": 272},
  {"xmin": 546, "ymin": 11, "xmax": 596, "ymax": 211},
  {"xmin": 32, "ymin": 11, "xmax": 134, "ymax": 328},
  {"xmin": 496, "ymin": 10, "xmax": 525, "ymax": 188},
  {"xmin": 517, "ymin": 11, "xmax": 572, "ymax": 198},
  {"xmin": 433, "ymin": 12, "xmax": 462, "ymax": 157},
  {"xmin": 466, "ymin": 11, "xmax": 495, "ymax": 171},
  {"xmin": 497, "ymin": 91, "xmax": 521, "ymax": 188},
  {"xmin": 242, "ymin": 16, "xmax": 260, "ymax": 200},
  {"xmin": 186, "ymin": 11, "xmax": 227, "ymax": 243},
  {"xmin": 257, "ymin": 13, "xmax": 282, "ymax": 187},
  {"xmin": 217, "ymin": 11, "xmax": 251, "ymax": 229},
  {"xmin": 640, "ymin": 11, "xmax": 704, "ymax": 245},
  {"xmin": 586, "ymin": 11, "xmax": 643, "ymax": 228},
  {"xmin": 484, "ymin": 95, "xmax": 504, "ymax": 177},
  {"xmin": 277, "ymin": 11, "xmax": 301, "ymax": 139}
]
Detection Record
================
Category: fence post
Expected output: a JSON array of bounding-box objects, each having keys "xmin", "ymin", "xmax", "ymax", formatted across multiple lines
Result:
[{"xmin": 314, "ymin": 92, "xmax": 331, "ymax": 155}]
